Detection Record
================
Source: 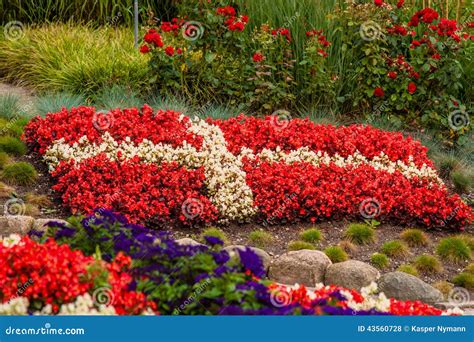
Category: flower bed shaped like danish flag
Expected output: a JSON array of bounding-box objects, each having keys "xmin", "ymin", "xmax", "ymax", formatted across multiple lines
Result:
[{"xmin": 23, "ymin": 105, "xmax": 472, "ymax": 229}]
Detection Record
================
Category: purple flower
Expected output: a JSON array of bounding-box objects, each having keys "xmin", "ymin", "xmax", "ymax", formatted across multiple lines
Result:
[
  {"xmin": 204, "ymin": 236, "xmax": 224, "ymax": 246},
  {"xmin": 237, "ymin": 247, "xmax": 266, "ymax": 278}
]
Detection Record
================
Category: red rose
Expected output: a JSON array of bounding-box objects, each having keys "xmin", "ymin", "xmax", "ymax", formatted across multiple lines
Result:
[
  {"xmin": 139, "ymin": 45, "xmax": 150, "ymax": 54},
  {"xmin": 164, "ymin": 46, "xmax": 175, "ymax": 56},
  {"xmin": 407, "ymin": 82, "xmax": 417, "ymax": 94},
  {"xmin": 374, "ymin": 0, "xmax": 384, "ymax": 6},
  {"xmin": 252, "ymin": 52, "xmax": 265, "ymax": 63},
  {"xmin": 396, "ymin": 0, "xmax": 404, "ymax": 8},
  {"xmin": 431, "ymin": 53, "xmax": 441, "ymax": 59},
  {"xmin": 387, "ymin": 71, "xmax": 397, "ymax": 79},
  {"xmin": 176, "ymin": 48, "xmax": 183, "ymax": 55},
  {"xmin": 374, "ymin": 87, "xmax": 384, "ymax": 97}
]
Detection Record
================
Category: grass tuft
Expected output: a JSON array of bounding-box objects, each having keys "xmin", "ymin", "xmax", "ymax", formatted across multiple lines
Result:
[
  {"xmin": 299, "ymin": 228, "xmax": 323, "ymax": 244},
  {"xmin": 397, "ymin": 264, "xmax": 419, "ymax": 277},
  {"xmin": 248, "ymin": 230, "xmax": 273, "ymax": 248},
  {"xmin": 0, "ymin": 136, "xmax": 27, "ymax": 156},
  {"xmin": 370, "ymin": 253, "xmax": 389, "ymax": 269},
  {"xmin": 344, "ymin": 223, "xmax": 375, "ymax": 245},
  {"xmin": 324, "ymin": 246, "xmax": 348, "ymax": 263},
  {"xmin": 414, "ymin": 254, "xmax": 443, "ymax": 274},
  {"xmin": 1, "ymin": 162, "xmax": 37, "ymax": 185},
  {"xmin": 381, "ymin": 240, "xmax": 409, "ymax": 258},
  {"xmin": 452, "ymin": 272, "xmax": 474, "ymax": 290},
  {"xmin": 288, "ymin": 240, "xmax": 315, "ymax": 251},
  {"xmin": 436, "ymin": 237, "xmax": 471, "ymax": 264},
  {"xmin": 400, "ymin": 228, "xmax": 430, "ymax": 247}
]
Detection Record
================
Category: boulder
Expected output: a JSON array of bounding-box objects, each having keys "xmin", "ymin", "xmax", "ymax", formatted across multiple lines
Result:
[
  {"xmin": 223, "ymin": 245, "xmax": 271, "ymax": 272},
  {"xmin": 378, "ymin": 271, "xmax": 443, "ymax": 304},
  {"xmin": 0, "ymin": 215, "xmax": 34, "ymax": 236},
  {"xmin": 268, "ymin": 250, "xmax": 332, "ymax": 287},
  {"xmin": 175, "ymin": 238, "xmax": 205, "ymax": 247},
  {"xmin": 324, "ymin": 260, "xmax": 380, "ymax": 290}
]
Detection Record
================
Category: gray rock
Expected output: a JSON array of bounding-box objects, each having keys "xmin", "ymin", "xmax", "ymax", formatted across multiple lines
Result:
[
  {"xmin": 0, "ymin": 215, "xmax": 35, "ymax": 236},
  {"xmin": 32, "ymin": 218, "xmax": 68, "ymax": 234},
  {"xmin": 223, "ymin": 245, "xmax": 271, "ymax": 272},
  {"xmin": 268, "ymin": 250, "xmax": 332, "ymax": 287},
  {"xmin": 175, "ymin": 238, "xmax": 205, "ymax": 247},
  {"xmin": 324, "ymin": 260, "xmax": 380, "ymax": 290},
  {"xmin": 378, "ymin": 271, "xmax": 443, "ymax": 304}
]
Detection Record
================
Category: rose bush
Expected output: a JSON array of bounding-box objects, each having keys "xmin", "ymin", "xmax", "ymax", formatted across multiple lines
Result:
[{"xmin": 23, "ymin": 106, "xmax": 472, "ymax": 228}]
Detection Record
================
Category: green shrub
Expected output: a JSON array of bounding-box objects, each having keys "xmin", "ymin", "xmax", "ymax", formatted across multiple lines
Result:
[
  {"xmin": 0, "ymin": 151, "xmax": 11, "ymax": 168},
  {"xmin": 248, "ymin": 230, "xmax": 273, "ymax": 248},
  {"xmin": 457, "ymin": 234, "xmax": 474, "ymax": 251},
  {"xmin": 397, "ymin": 264, "xmax": 418, "ymax": 277},
  {"xmin": 93, "ymin": 85, "xmax": 143, "ymax": 110},
  {"xmin": 452, "ymin": 272, "xmax": 474, "ymax": 290},
  {"xmin": 414, "ymin": 254, "xmax": 443, "ymax": 274},
  {"xmin": 0, "ymin": 25, "xmax": 150, "ymax": 96},
  {"xmin": 451, "ymin": 170, "xmax": 472, "ymax": 193},
  {"xmin": 370, "ymin": 253, "xmax": 389, "ymax": 269},
  {"xmin": 299, "ymin": 228, "xmax": 322, "ymax": 244},
  {"xmin": 344, "ymin": 223, "xmax": 375, "ymax": 245},
  {"xmin": 465, "ymin": 263, "xmax": 474, "ymax": 274},
  {"xmin": 0, "ymin": 136, "xmax": 27, "ymax": 156},
  {"xmin": 1, "ymin": 162, "xmax": 37, "ymax": 185},
  {"xmin": 199, "ymin": 227, "xmax": 229, "ymax": 245},
  {"xmin": 432, "ymin": 281, "xmax": 453, "ymax": 299},
  {"xmin": 288, "ymin": 240, "xmax": 315, "ymax": 251},
  {"xmin": 381, "ymin": 240, "xmax": 409, "ymax": 258},
  {"xmin": 324, "ymin": 246, "xmax": 348, "ymax": 263},
  {"xmin": 436, "ymin": 237, "xmax": 472, "ymax": 264},
  {"xmin": 35, "ymin": 92, "xmax": 87, "ymax": 117},
  {"xmin": 0, "ymin": 181, "xmax": 15, "ymax": 198},
  {"xmin": 400, "ymin": 228, "xmax": 429, "ymax": 247},
  {"xmin": 0, "ymin": 94, "xmax": 22, "ymax": 120}
]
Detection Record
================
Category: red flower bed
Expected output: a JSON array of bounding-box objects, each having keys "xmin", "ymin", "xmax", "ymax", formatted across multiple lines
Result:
[
  {"xmin": 0, "ymin": 236, "xmax": 155, "ymax": 315},
  {"xmin": 208, "ymin": 114, "xmax": 433, "ymax": 167},
  {"xmin": 23, "ymin": 107, "xmax": 472, "ymax": 229},
  {"xmin": 244, "ymin": 159, "xmax": 471, "ymax": 227},
  {"xmin": 23, "ymin": 105, "xmax": 202, "ymax": 154},
  {"xmin": 52, "ymin": 154, "xmax": 217, "ymax": 225}
]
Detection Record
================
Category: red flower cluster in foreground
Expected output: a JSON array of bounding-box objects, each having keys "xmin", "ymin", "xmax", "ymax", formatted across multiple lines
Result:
[{"xmin": 0, "ymin": 236, "xmax": 155, "ymax": 314}]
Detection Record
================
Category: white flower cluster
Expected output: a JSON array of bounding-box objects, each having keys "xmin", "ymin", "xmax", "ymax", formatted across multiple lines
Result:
[
  {"xmin": 56, "ymin": 294, "xmax": 117, "ymax": 315},
  {"xmin": 1, "ymin": 234, "xmax": 22, "ymax": 247},
  {"xmin": 341, "ymin": 282, "xmax": 391, "ymax": 313},
  {"xmin": 0, "ymin": 297, "xmax": 29, "ymax": 315},
  {"xmin": 43, "ymin": 118, "xmax": 256, "ymax": 222},
  {"xmin": 239, "ymin": 147, "xmax": 443, "ymax": 186}
]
